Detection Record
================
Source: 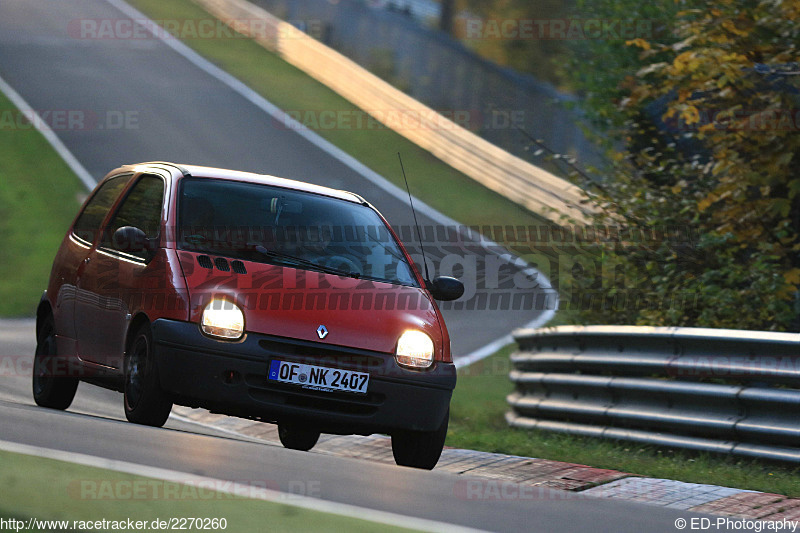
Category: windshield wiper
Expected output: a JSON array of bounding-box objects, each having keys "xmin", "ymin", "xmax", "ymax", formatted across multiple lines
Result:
[{"xmin": 251, "ymin": 244, "xmax": 361, "ymax": 279}]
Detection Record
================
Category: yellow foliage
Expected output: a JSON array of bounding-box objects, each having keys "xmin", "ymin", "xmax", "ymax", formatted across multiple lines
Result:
[
  {"xmin": 680, "ymin": 105, "xmax": 700, "ymax": 125},
  {"xmin": 785, "ymin": 269, "xmax": 800, "ymax": 286},
  {"xmin": 697, "ymin": 196, "xmax": 714, "ymax": 212},
  {"xmin": 721, "ymin": 19, "xmax": 750, "ymax": 37},
  {"xmin": 570, "ymin": 0, "xmax": 800, "ymax": 329},
  {"xmin": 626, "ymin": 38, "xmax": 651, "ymax": 51},
  {"xmin": 672, "ymin": 51, "xmax": 695, "ymax": 73}
]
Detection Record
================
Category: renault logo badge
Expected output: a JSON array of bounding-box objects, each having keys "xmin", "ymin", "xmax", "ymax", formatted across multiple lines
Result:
[{"xmin": 316, "ymin": 325, "xmax": 328, "ymax": 339}]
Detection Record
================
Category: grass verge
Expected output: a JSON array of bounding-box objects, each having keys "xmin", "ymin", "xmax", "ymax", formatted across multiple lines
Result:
[
  {"xmin": 0, "ymin": 91, "xmax": 86, "ymax": 317},
  {"xmin": 447, "ymin": 345, "xmax": 800, "ymax": 497},
  {"xmin": 0, "ymin": 449, "xmax": 417, "ymax": 532}
]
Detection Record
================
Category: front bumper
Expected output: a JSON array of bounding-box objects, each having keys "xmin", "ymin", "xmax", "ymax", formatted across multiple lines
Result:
[{"xmin": 151, "ymin": 319, "xmax": 456, "ymax": 434}]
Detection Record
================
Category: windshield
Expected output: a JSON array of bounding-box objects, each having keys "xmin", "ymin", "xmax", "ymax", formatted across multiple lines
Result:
[{"xmin": 177, "ymin": 178, "xmax": 419, "ymax": 287}]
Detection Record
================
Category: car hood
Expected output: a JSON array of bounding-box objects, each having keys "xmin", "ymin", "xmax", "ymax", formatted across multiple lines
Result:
[{"xmin": 177, "ymin": 252, "xmax": 443, "ymax": 355}]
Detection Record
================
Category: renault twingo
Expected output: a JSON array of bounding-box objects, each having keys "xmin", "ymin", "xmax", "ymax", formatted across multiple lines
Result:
[{"xmin": 34, "ymin": 162, "xmax": 463, "ymax": 469}]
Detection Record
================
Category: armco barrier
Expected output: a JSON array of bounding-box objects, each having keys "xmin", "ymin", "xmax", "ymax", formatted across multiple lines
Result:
[
  {"xmin": 507, "ymin": 326, "xmax": 800, "ymax": 462},
  {"xmin": 191, "ymin": 0, "xmax": 593, "ymax": 224}
]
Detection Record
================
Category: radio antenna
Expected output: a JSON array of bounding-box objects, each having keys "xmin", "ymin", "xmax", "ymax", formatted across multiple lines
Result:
[{"xmin": 398, "ymin": 153, "xmax": 430, "ymax": 281}]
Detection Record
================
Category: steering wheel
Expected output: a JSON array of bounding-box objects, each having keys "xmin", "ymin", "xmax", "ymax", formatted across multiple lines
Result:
[
  {"xmin": 183, "ymin": 234, "xmax": 208, "ymax": 245},
  {"xmin": 323, "ymin": 255, "xmax": 363, "ymax": 276}
]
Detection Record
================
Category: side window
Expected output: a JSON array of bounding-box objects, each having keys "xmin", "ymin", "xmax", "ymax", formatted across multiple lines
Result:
[
  {"xmin": 101, "ymin": 175, "xmax": 165, "ymax": 260},
  {"xmin": 72, "ymin": 175, "xmax": 131, "ymax": 245}
]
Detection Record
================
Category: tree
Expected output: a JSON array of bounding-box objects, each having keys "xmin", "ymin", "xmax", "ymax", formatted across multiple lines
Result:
[{"xmin": 562, "ymin": 0, "xmax": 800, "ymax": 331}]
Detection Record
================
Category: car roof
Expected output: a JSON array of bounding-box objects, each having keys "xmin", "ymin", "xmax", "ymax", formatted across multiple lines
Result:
[{"xmin": 128, "ymin": 162, "xmax": 366, "ymax": 205}]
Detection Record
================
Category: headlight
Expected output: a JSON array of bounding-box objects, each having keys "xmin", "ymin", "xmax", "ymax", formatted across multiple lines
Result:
[
  {"xmin": 201, "ymin": 298, "xmax": 244, "ymax": 340},
  {"xmin": 395, "ymin": 330, "xmax": 434, "ymax": 369}
]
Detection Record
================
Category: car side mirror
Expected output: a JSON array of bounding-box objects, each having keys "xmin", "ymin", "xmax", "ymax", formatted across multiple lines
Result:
[
  {"xmin": 426, "ymin": 276, "xmax": 465, "ymax": 301},
  {"xmin": 113, "ymin": 226, "xmax": 148, "ymax": 253}
]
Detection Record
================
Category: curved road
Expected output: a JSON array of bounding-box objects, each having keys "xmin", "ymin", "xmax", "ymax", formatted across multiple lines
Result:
[
  {"xmin": 1, "ymin": 320, "xmax": 715, "ymax": 532},
  {"xmin": 0, "ymin": 1, "xmax": 725, "ymax": 531}
]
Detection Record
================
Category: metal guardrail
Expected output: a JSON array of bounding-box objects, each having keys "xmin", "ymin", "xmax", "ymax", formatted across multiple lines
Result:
[
  {"xmin": 508, "ymin": 326, "xmax": 800, "ymax": 463},
  {"xmin": 191, "ymin": 0, "xmax": 593, "ymax": 224}
]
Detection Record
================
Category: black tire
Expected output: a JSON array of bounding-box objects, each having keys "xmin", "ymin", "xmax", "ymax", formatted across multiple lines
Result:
[
  {"xmin": 32, "ymin": 313, "xmax": 78, "ymax": 410},
  {"xmin": 124, "ymin": 323, "xmax": 172, "ymax": 427},
  {"xmin": 278, "ymin": 423, "xmax": 321, "ymax": 451},
  {"xmin": 391, "ymin": 409, "xmax": 449, "ymax": 470}
]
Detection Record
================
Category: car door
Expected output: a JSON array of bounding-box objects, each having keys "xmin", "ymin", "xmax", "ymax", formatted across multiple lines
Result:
[
  {"xmin": 75, "ymin": 173, "xmax": 166, "ymax": 368},
  {"xmin": 60, "ymin": 174, "xmax": 131, "ymax": 356}
]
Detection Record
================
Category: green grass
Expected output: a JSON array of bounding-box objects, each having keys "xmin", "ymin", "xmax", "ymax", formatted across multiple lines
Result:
[
  {"xmin": 0, "ymin": 449, "xmax": 417, "ymax": 532},
  {"xmin": 126, "ymin": 0, "xmax": 551, "ymax": 230},
  {"xmin": 0, "ymin": 92, "xmax": 86, "ymax": 317},
  {"xmin": 447, "ymin": 346, "xmax": 800, "ymax": 497}
]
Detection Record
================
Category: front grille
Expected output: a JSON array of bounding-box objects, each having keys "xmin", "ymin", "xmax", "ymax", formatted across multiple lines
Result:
[{"xmin": 258, "ymin": 338, "xmax": 386, "ymax": 373}]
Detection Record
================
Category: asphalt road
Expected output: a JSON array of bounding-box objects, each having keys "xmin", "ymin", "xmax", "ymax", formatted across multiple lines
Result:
[
  {"xmin": 0, "ymin": 320, "xmax": 718, "ymax": 533},
  {"xmin": 0, "ymin": 1, "xmax": 719, "ymax": 531},
  {"xmin": 0, "ymin": 0, "xmax": 554, "ymax": 360}
]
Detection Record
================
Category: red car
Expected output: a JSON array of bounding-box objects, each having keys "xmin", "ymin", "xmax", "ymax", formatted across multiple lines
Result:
[{"xmin": 33, "ymin": 162, "xmax": 463, "ymax": 469}]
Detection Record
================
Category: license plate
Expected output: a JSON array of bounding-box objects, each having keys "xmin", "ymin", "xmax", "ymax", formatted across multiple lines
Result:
[{"xmin": 268, "ymin": 360, "xmax": 369, "ymax": 394}]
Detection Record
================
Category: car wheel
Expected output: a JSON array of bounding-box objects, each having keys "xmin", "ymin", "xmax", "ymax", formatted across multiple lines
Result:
[
  {"xmin": 124, "ymin": 323, "xmax": 172, "ymax": 427},
  {"xmin": 278, "ymin": 423, "xmax": 321, "ymax": 451},
  {"xmin": 32, "ymin": 313, "xmax": 78, "ymax": 410},
  {"xmin": 391, "ymin": 408, "xmax": 449, "ymax": 470}
]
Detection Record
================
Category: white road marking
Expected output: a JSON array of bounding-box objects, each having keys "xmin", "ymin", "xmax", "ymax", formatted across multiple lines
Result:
[
  {"xmin": 0, "ymin": 74, "xmax": 95, "ymax": 189},
  {"xmin": 0, "ymin": 439, "xmax": 486, "ymax": 533}
]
